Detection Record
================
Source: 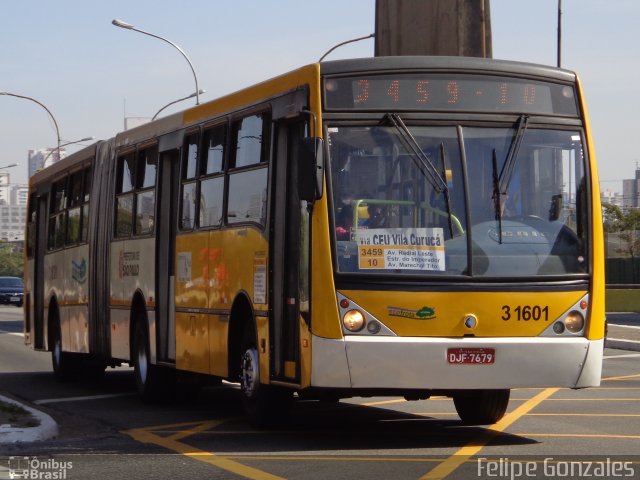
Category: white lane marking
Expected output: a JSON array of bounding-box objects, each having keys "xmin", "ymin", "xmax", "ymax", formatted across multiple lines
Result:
[
  {"xmin": 0, "ymin": 329, "xmax": 24, "ymax": 336},
  {"xmin": 34, "ymin": 392, "xmax": 136, "ymax": 405},
  {"xmin": 604, "ymin": 353, "xmax": 640, "ymax": 359}
]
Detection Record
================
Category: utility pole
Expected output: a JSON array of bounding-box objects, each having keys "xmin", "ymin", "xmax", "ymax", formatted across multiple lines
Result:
[{"xmin": 375, "ymin": 0, "xmax": 492, "ymax": 57}]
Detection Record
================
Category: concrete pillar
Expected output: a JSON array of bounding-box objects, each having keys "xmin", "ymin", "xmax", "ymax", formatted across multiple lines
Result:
[{"xmin": 375, "ymin": 0, "xmax": 492, "ymax": 58}]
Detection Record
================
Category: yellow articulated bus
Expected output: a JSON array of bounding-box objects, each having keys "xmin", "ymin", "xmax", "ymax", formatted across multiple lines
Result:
[{"xmin": 24, "ymin": 56, "xmax": 604, "ymax": 426}]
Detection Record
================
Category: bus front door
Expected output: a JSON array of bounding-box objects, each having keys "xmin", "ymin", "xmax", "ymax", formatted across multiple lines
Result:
[{"xmin": 270, "ymin": 120, "xmax": 310, "ymax": 383}]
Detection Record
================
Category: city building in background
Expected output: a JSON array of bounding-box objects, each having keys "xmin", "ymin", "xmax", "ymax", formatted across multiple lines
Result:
[
  {"xmin": 0, "ymin": 172, "xmax": 28, "ymax": 242},
  {"xmin": 622, "ymin": 166, "xmax": 640, "ymax": 210},
  {"xmin": 28, "ymin": 147, "xmax": 66, "ymax": 177},
  {"xmin": 0, "ymin": 203, "xmax": 28, "ymax": 241}
]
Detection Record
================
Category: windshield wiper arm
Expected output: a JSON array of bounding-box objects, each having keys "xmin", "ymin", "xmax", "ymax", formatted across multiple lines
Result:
[
  {"xmin": 385, "ymin": 113, "xmax": 448, "ymax": 194},
  {"xmin": 498, "ymin": 114, "xmax": 529, "ymax": 195},
  {"xmin": 492, "ymin": 149, "xmax": 503, "ymax": 244},
  {"xmin": 439, "ymin": 142, "xmax": 455, "ymax": 239}
]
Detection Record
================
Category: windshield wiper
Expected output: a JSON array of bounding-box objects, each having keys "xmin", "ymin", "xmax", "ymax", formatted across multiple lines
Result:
[
  {"xmin": 439, "ymin": 142, "xmax": 455, "ymax": 239},
  {"xmin": 491, "ymin": 115, "xmax": 529, "ymax": 244},
  {"xmin": 498, "ymin": 114, "xmax": 529, "ymax": 194},
  {"xmin": 384, "ymin": 113, "xmax": 448, "ymax": 194},
  {"xmin": 492, "ymin": 149, "xmax": 503, "ymax": 244}
]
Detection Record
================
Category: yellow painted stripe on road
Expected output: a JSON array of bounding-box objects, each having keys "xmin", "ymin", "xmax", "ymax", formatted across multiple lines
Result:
[
  {"xmin": 528, "ymin": 413, "xmax": 640, "ymax": 417},
  {"xmin": 167, "ymin": 420, "xmax": 223, "ymax": 441},
  {"xmin": 419, "ymin": 388, "xmax": 559, "ymax": 480},
  {"xmin": 126, "ymin": 424, "xmax": 284, "ymax": 480},
  {"xmin": 515, "ymin": 433, "xmax": 640, "ymax": 440},
  {"xmin": 543, "ymin": 398, "xmax": 640, "ymax": 401},
  {"xmin": 361, "ymin": 398, "xmax": 407, "ymax": 406},
  {"xmin": 602, "ymin": 373, "xmax": 640, "ymax": 381}
]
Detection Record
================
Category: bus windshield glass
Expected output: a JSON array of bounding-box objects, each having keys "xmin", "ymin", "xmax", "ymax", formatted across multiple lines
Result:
[{"xmin": 328, "ymin": 123, "xmax": 588, "ymax": 277}]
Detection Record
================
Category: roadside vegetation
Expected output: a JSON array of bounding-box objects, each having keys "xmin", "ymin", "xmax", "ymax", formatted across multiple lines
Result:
[
  {"xmin": 0, "ymin": 243, "xmax": 23, "ymax": 277},
  {"xmin": 0, "ymin": 400, "xmax": 39, "ymax": 428}
]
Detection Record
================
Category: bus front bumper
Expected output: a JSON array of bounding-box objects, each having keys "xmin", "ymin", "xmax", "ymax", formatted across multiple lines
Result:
[{"xmin": 311, "ymin": 335, "xmax": 603, "ymax": 390}]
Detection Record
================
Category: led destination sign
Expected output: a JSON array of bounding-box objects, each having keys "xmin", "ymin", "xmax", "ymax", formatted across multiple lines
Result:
[{"xmin": 324, "ymin": 74, "xmax": 578, "ymax": 116}]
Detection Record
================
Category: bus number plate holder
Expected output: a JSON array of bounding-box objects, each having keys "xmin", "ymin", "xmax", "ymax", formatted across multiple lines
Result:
[{"xmin": 447, "ymin": 348, "xmax": 495, "ymax": 365}]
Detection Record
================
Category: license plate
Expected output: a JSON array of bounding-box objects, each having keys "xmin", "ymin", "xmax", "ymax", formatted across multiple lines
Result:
[
  {"xmin": 10, "ymin": 296, "xmax": 20, "ymax": 302},
  {"xmin": 447, "ymin": 348, "xmax": 495, "ymax": 364}
]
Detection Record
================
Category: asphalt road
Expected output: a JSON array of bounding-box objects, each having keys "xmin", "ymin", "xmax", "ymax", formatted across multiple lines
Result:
[{"xmin": 1, "ymin": 306, "xmax": 639, "ymax": 480}]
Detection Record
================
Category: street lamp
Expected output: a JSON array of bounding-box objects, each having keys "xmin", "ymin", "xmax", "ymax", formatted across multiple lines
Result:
[
  {"xmin": 152, "ymin": 89, "xmax": 206, "ymax": 120},
  {"xmin": 0, "ymin": 163, "xmax": 18, "ymax": 170},
  {"xmin": 112, "ymin": 19, "xmax": 201, "ymax": 105},
  {"xmin": 557, "ymin": 0, "xmax": 562, "ymax": 68},
  {"xmin": 0, "ymin": 92, "xmax": 61, "ymax": 163},
  {"xmin": 42, "ymin": 136, "xmax": 95, "ymax": 168}
]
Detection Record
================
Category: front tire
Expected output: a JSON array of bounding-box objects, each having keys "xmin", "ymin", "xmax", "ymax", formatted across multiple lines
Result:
[
  {"xmin": 453, "ymin": 389, "xmax": 510, "ymax": 425},
  {"xmin": 239, "ymin": 325, "xmax": 292, "ymax": 428},
  {"xmin": 51, "ymin": 306, "xmax": 78, "ymax": 381},
  {"xmin": 133, "ymin": 319, "xmax": 167, "ymax": 401}
]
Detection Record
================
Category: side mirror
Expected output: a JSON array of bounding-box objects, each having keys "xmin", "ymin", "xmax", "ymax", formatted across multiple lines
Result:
[{"xmin": 299, "ymin": 137, "xmax": 324, "ymax": 202}]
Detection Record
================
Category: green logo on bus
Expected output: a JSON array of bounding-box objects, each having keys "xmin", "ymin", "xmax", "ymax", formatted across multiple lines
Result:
[
  {"xmin": 71, "ymin": 258, "xmax": 87, "ymax": 284},
  {"xmin": 388, "ymin": 306, "xmax": 436, "ymax": 320}
]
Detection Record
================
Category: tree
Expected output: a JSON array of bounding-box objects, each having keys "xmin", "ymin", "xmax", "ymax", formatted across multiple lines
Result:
[
  {"xmin": 603, "ymin": 203, "xmax": 640, "ymax": 284},
  {"xmin": 0, "ymin": 244, "xmax": 23, "ymax": 277},
  {"xmin": 603, "ymin": 205, "xmax": 640, "ymax": 253}
]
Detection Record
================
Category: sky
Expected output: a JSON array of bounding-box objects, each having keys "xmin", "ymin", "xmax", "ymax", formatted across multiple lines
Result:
[{"xmin": 1, "ymin": 0, "xmax": 639, "ymax": 192}]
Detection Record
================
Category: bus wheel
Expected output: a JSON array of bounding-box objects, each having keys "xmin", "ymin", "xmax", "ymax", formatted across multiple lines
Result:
[
  {"xmin": 453, "ymin": 389, "xmax": 510, "ymax": 425},
  {"xmin": 239, "ymin": 325, "xmax": 292, "ymax": 428},
  {"xmin": 133, "ymin": 320, "xmax": 162, "ymax": 402},
  {"xmin": 51, "ymin": 308, "xmax": 78, "ymax": 381}
]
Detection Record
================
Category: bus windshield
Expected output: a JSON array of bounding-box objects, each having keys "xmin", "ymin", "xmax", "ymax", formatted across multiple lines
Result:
[{"xmin": 328, "ymin": 123, "xmax": 588, "ymax": 277}]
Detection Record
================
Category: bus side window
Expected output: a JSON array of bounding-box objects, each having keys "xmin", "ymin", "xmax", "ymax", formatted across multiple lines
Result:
[
  {"xmin": 199, "ymin": 124, "xmax": 226, "ymax": 228},
  {"xmin": 227, "ymin": 112, "xmax": 270, "ymax": 226},
  {"xmin": 48, "ymin": 178, "xmax": 67, "ymax": 250},
  {"xmin": 66, "ymin": 169, "xmax": 84, "ymax": 245},
  {"xmin": 26, "ymin": 193, "xmax": 37, "ymax": 258},
  {"xmin": 115, "ymin": 153, "xmax": 135, "ymax": 238},
  {"xmin": 180, "ymin": 132, "xmax": 199, "ymax": 230},
  {"xmin": 81, "ymin": 166, "xmax": 91, "ymax": 242},
  {"xmin": 135, "ymin": 146, "xmax": 157, "ymax": 235}
]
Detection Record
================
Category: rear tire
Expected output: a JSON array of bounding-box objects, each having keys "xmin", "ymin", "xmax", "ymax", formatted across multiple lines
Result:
[
  {"xmin": 453, "ymin": 389, "xmax": 510, "ymax": 425},
  {"xmin": 239, "ymin": 324, "xmax": 292, "ymax": 428}
]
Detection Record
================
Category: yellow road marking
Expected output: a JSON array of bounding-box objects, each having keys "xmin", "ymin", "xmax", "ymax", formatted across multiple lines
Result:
[
  {"xmin": 527, "ymin": 413, "xmax": 640, "ymax": 417},
  {"xmin": 167, "ymin": 420, "xmax": 223, "ymax": 441},
  {"xmin": 602, "ymin": 373, "xmax": 640, "ymax": 381},
  {"xmin": 125, "ymin": 421, "xmax": 284, "ymax": 480},
  {"xmin": 515, "ymin": 433, "xmax": 640, "ymax": 440},
  {"xmin": 361, "ymin": 398, "xmax": 407, "ymax": 406},
  {"xmin": 543, "ymin": 398, "xmax": 640, "ymax": 401},
  {"xmin": 419, "ymin": 388, "xmax": 558, "ymax": 480}
]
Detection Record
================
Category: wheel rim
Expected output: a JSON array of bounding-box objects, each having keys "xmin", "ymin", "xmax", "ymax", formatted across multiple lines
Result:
[{"xmin": 240, "ymin": 348, "xmax": 259, "ymax": 398}]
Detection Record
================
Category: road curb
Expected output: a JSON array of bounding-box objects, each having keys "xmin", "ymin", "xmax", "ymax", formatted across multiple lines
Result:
[
  {"xmin": 606, "ymin": 338, "xmax": 640, "ymax": 352},
  {"xmin": 0, "ymin": 394, "xmax": 58, "ymax": 444}
]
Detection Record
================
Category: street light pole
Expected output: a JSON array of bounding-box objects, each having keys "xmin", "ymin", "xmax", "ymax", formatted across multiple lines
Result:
[
  {"xmin": 112, "ymin": 19, "xmax": 201, "ymax": 105},
  {"xmin": 557, "ymin": 0, "xmax": 562, "ymax": 68},
  {"xmin": 42, "ymin": 137, "xmax": 95, "ymax": 168},
  {"xmin": 152, "ymin": 89, "xmax": 206, "ymax": 120},
  {"xmin": 0, "ymin": 92, "xmax": 61, "ymax": 164}
]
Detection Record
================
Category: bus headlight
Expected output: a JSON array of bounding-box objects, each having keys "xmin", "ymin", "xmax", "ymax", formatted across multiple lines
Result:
[
  {"xmin": 564, "ymin": 311, "xmax": 585, "ymax": 333},
  {"xmin": 343, "ymin": 309, "xmax": 365, "ymax": 332}
]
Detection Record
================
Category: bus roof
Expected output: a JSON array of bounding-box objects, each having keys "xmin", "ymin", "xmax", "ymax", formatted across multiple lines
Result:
[
  {"xmin": 319, "ymin": 56, "xmax": 577, "ymax": 83},
  {"xmin": 29, "ymin": 142, "xmax": 97, "ymax": 187}
]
